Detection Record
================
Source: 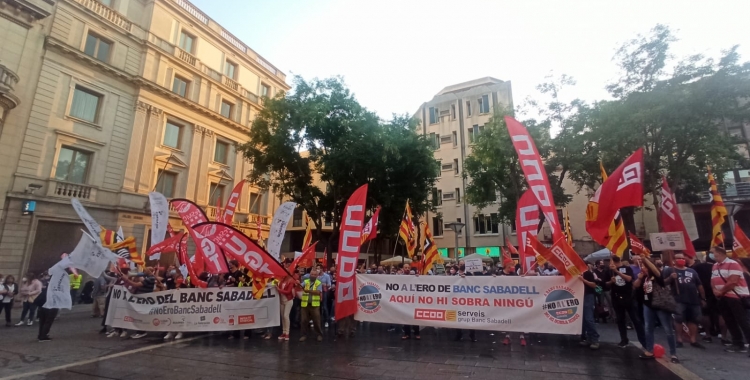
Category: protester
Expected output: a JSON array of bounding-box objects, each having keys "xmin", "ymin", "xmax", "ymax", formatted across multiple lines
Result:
[
  {"xmin": 709, "ymin": 246, "xmax": 750, "ymax": 354},
  {"xmin": 35, "ymin": 272, "xmax": 56, "ymax": 342},
  {"xmin": 634, "ymin": 255, "xmax": 679, "ymax": 363},
  {"xmin": 578, "ymin": 264, "xmax": 601, "ymax": 350},
  {"xmin": 608, "ymin": 256, "xmax": 646, "ymax": 348},
  {"xmin": 593, "ymin": 260, "xmax": 613, "ymax": 323},
  {"xmin": 69, "ymin": 271, "xmax": 82, "ymax": 305},
  {"xmin": 276, "ymin": 275, "xmax": 295, "ymax": 341},
  {"xmin": 299, "ymin": 269, "xmax": 324, "ymax": 342},
  {"xmin": 15, "ymin": 273, "xmax": 42, "ymax": 327},
  {"xmin": 317, "ymin": 265, "xmax": 332, "ymax": 328},
  {"xmin": 541, "ymin": 262, "xmax": 559, "ymax": 276},
  {"xmin": 120, "ymin": 267, "xmax": 156, "ymax": 339},
  {"xmin": 1, "ymin": 275, "xmax": 17, "ymax": 326},
  {"xmin": 92, "ymin": 271, "xmax": 114, "ymax": 319},
  {"xmin": 400, "ymin": 264, "xmax": 420, "ymax": 340},
  {"xmin": 495, "ymin": 258, "xmax": 525, "ymax": 346},
  {"xmin": 663, "ymin": 252, "xmax": 706, "ymax": 349}
]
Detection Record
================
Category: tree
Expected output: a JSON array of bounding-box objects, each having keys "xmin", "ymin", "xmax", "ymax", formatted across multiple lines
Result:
[{"xmin": 237, "ymin": 76, "xmax": 438, "ymax": 261}]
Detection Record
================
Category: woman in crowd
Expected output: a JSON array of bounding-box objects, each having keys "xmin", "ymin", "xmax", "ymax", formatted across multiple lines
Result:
[
  {"xmin": 1, "ymin": 275, "xmax": 17, "ymax": 326},
  {"xmin": 276, "ymin": 274, "xmax": 296, "ymax": 341},
  {"xmin": 634, "ymin": 255, "xmax": 679, "ymax": 363},
  {"xmin": 15, "ymin": 273, "xmax": 42, "ymax": 326}
]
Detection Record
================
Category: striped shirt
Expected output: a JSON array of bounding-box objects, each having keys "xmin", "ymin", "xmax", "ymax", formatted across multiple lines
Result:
[{"xmin": 711, "ymin": 258, "xmax": 750, "ymax": 298}]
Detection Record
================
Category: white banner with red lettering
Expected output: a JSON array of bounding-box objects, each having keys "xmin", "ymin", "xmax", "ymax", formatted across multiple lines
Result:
[
  {"xmin": 354, "ymin": 274, "xmax": 583, "ymax": 334},
  {"xmin": 106, "ymin": 286, "xmax": 279, "ymax": 332}
]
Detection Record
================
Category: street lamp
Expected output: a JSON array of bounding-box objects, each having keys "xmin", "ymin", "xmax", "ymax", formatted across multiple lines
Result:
[
  {"xmin": 445, "ymin": 222, "xmax": 466, "ymax": 261},
  {"xmin": 725, "ymin": 201, "xmax": 742, "ymax": 244}
]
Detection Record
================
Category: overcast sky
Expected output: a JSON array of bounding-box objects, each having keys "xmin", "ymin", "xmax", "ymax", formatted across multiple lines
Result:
[{"xmin": 191, "ymin": 0, "xmax": 750, "ymax": 119}]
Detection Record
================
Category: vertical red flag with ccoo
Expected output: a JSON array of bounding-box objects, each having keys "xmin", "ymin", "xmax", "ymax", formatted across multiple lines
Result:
[
  {"xmin": 221, "ymin": 180, "xmax": 245, "ymax": 225},
  {"xmin": 506, "ymin": 116, "xmax": 563, "ymax": 242},
  {"xmin": 515, "ymin": 189, "xmax": 540, "ymax": 272},
  {"xmin": 659, "ymin": 178, "xmax": 696, "ymax": 257},
  {"xmin": 586, "ymin": 149, "xmax": 644, "ymax": 246},
  {"xmin": 335, "ymin": 184, "xmax": 368, "ymax": 321}
]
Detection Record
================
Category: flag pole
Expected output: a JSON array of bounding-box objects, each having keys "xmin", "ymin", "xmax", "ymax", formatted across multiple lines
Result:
[
  {"xmin": 153, "ymin": 153, "xmax": 174, "ymax": 192},
  {"xmin": 393, "ymin": 199, "xmax": 410, "ymax": 261}
]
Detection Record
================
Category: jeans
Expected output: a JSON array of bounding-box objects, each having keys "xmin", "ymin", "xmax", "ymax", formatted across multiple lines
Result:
[
  {"xmin": 718, "ymin": 297, "xmax": 750, "ymax": 348},
  {"xmin": 613, "ymin": 297, "xmax": 646, "ymax": 346},
  {"xmin": 37, "ymin": 307, "xmax": 58, "ymax": 339},
  {"xmin": 582, "ymin": 293, "xmax": 599, "ymax": 343},
  {"xmin": 1, "ymin": 302, "xmax": 12, "ymax": 324},
  {"xmin": 643, "ymin": 304, "xmax": 677, "ymax": 356},
  {"xmin": 320, "ymin": 292, "xmax": 329, "ymax": 322},
  {"xmin": 20, "ymin": 301, "xmax": 37, "ymax": 321}
]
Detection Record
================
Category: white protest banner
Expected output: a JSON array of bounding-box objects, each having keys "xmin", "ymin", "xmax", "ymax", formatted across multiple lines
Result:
[
  {"xmin": 266, "ymin": 202, "xmax": 296, "ymax": 260},
  {"xmin": 149, "ymin": 192, "xmax": 169, "ymax": 247},
  {"xmin": 354, "ymin": 274, "xmax": 583, "ymax": 334},
  {"xmin": 71, "ymin": 198, "xmax": 101, "ymax": 244},
  {"xmin": 68, "ymin": 235, "xmax": 118, "ymax": 277},
  {"xmin": 649, "ymin": 232, "xmax": 686, "ymax": 251},
  {"xmin": 464, "ymin": 258, "xmax": 483, "ymax": 273},
  {"xmin": 44, "ymin": 266, "xmax": 71, "ymax": 310},
  {"xmin": 105, "ymin": 285, "xmax": 280, "ymax": 332}
]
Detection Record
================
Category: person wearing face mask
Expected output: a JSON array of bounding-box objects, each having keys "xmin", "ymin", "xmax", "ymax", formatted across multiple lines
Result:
[
  {"xmin": 400, "ymin": 264, "xmax": 420, "ymax": 340},
  {"xmin": 663, "ymin": 253, "xmax": 706, "ymax": 349},
  {"xmin": 710, "ymin": 246, "xmax": 750, "ymax": 354},
  {"xmin": 16, "ymin": 273, "xmax": 42, "ymax": 327},
  {"xmin": 691, "ymin": 253, "xmax": 725, "ymax": 343},
  {"xmin": 593, "ymin": 260, "xmax": 613, "ymax": 323}
]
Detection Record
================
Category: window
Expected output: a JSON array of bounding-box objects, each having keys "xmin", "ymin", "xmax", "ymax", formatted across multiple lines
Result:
[
  {"xmin": 249, "ymin": 192, "xmax": 261, "ymax": 214},
  {"xmin": 429, "ymin": 133, "xmax": 439, "ymax": 150},
  {"xmin": 163, "ymin": 121, "xmax": 182, "ymax": 149},
  {"xmin": 292, "ymin": 208, "xmax": 303, "ymax": 227},
  {"xmin": 454, "ymin": 159, "xmax": 459, "ymax": 175},
  {"xmin": 468, "ymin": 125, "xmax": 484, "ymax": 143},
  {"xmin": 510, "ymin": 219, "xmax": 517, "ymax": 233},
  {"xmin": 435, "ymin": 160, "xmax": 441, "ymax": 178},
  {"xmin": 432, "ymin": 187, "xmax": 442, "ymax": 206},
  {"xmin": 98, "ymin": 0, "xmax": 114, "ymax": 6},
  {"xmin": 479, "ymin": 94, "xmax": 490, "ymax": 114},
  {"xmin": 432, "ymin": 216, "xmax": 444, "ymax": 237},
  {"xmin": 220, "ymin": 100, "xmax": 234, "ymax": 119},
  {"xmin": 428, "ymin": 107, "xmax": 439, "ymax": 124},
  {"xmin": 466, "ymin": 100, "xmax": 472, "ymax": 117},
  {"xmin": 261, "ymin": 83, "xmax": 270, "ymax": 97},
  {"xmin": 452, "ymin": 131, "xmax": 457, "ymax": 147},
  {"xmin": 474, "ymin": 213, "xmax": 499, "ymax": 235},
  {"xmin": 55, "ymin": 147, "xmax": 91, "ymax": 184},
  {"xmin": 455, "ymin": 188, "xmax": 461, "ymax": 203},
  {"xmin": 155, "ymin": 170, "xmax": 177, "ymax": 197},
  {"xmin": 214, "ymin": 140, "xmax": 229, "ymax": 164},
  {"xmin": 179, "ymin": 31, "xmax": 195, "ymax": 53},
  {"xmin": 69, "ymin": 86, "xmax": 102, "ymax": 123},
  {"xmin": 83, "ymin": 32, "xmax": 111, "ymax": 62},
  {"xmin": 224, "ymin": 60, "xmax": 237, "ymax": 79},
  {"xmin": 172, "ymin": 76, "xmax": 189, "ymax": 98},
  {"xmin": 209, "ymin": 183, "xmax": 225, "ymax": 206},
  {"xmin": 451, "ymin": 104, "xmax": 456, "ymax": 120}
]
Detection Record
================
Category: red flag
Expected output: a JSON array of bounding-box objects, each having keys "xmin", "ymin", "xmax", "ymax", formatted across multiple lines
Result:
[
  {"xmin": 506, "ymin": 116, "xmax": 563, "ymax": 242},
  {"xmin": 629, "ymin": 234, "xmax": 651, "ymax": 256},
  {"xmin": 550, "ymin": 237, "xmax": 588, "ymax": 279},
  {"xmin": 501, "ymin": 247, "xmax": 514, "ymax": 267},
  {"xmin": 166, "ymin": 224, "xmax": 175, "ymax": 237},
  {"xmin": 171, "ymin": 199, "xmax": 228, "ymax": 274},
  {"xmin": 192, "ymin": 222, "xmax": 288, "ymax": 279},
  {"xmin": 290, "ymin": 242, "xmax": 318, "ymax": 274},
  {"xmin": 177, "ymin": 234, "xmax": 206, "ymax": 288},
  {"xmin": 220, "ymin": 180, "xmax": 245, "ymax": 225},
  {"xmin": 526, "ymin": 234, "xmax": 570, "ymax": 280},
  {"xmin": 360, "ymin": 206, "xmax": 381, "ymax": 245},
  {"xmin": 586, "ymin": 149, "xmax": 643, "ymax": 247},
  {"xmin": 732, "ymin": 224, "xmax": 750, "ymax": 259},
  {"xmin": 515, "ymin": 189, "xmax": 540, "ymax": 272},
  {"xmin": 335, "ymin": 184, "xmax": 368, "ymax": 321},
  {"xmin": 659, "ymin": 178, "xmax": 696, "ymax": 258},
  {"xmin": 147, "ymin": 232, "xmax": 184, "ymax": 257}
]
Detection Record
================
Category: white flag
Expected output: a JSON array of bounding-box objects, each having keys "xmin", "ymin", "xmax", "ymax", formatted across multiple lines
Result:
[
  {"xmin": 68, "ymin": 235, "xmax": 118, "ymax": 277},
  {"xmin": 149, "ymin": 192, "xmax": 169, "ymax": 247},
  {"xmin": 266, "ymin": 202, "xmax": 297, "ymax": 260},
  {"xmin": 71, "ymin": 198, "xmax": 101, "ymax": 245},
  {"xmin": 44, "ymin": 265, "xmax": 71, "ymax": 310}
]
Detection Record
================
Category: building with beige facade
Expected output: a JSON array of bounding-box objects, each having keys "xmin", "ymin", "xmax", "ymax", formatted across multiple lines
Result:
[{"xmin": 0, "ymin": 0, "xmax": 289, "ymax": 280}]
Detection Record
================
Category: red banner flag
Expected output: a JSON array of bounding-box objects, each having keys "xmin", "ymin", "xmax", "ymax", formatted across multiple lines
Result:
[
  {"xmin": 177, "ymin": 234, "xmax": 206, "ymax": 288},
  {"xmin": 146, "ymin": 232, "xmax": 184, "ymax": 257},
  {"xmin": 732, "ymin": 224, "xmax": 750, "ymax": 259},
  {"xmin": 526, "ymin": 234, "xmax": 570, "ymax": 279},
  {"xmin": 171, "ymin": 199, "xmax": 228, "ymax": 274},
  {"xmin": 335, "ymin": 184, "xmax": 368, "ymax": 321},
  {"xmin": 658, "ymin": 178, "xmax": 696, "ymax": 257},
  {"xmin": 166, "ymin": 223, "xmax": 175, "ymax": 237},
  {"xmin": 506, "ymin": 116, "xmax": 563, "ymax": 242},
  {"xmin": 192, "ymin": 222, "xmax": 288, "ymax": 279},
  {"xmin": 550, "ymin": 237, "xmax": 588, "ymax": 279},
  {"xmin": 290, "ymin": 242, "xmax": 318, "ymax": 274},
  {"xmin": 220, "ymin": 180, "xmax": 245, "ymax": 225},
  {"xmin": 361, "ymin": 206, "xmax": 381, "ymax": 245},
  {"xmin": 629, "ymin": 234, "xmax": 651, "ymax": 256},
  {"xmin": 515, "ymin": 189, "xmax": 540, "ymax": 272},
  {"xmin": 586, "ymin": 149, "xmax": 644, "ymax": 247}
]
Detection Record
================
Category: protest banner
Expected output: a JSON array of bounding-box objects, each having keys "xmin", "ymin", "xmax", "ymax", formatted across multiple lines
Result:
[
  {"xmin": 649, "ymin": 232, "xmax": 686, "ymax": 251},
  {"xmin": 354, "ymin": 274, "xmax": 583, "ymax": 334},
  {"xmin": 464, "ymin": 258, "xmax": 483, "ymax": 273},
  {"xmin": 105, "ymin": 285, "xmax": 280, "ymax": 332}
]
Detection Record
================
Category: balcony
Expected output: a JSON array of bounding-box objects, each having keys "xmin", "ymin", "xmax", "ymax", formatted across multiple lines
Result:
[
  {"xmin": 175, "ymin": 48, "xmax": 197, "ymax": 67},
  {"xmin": 0, "ymin": 64, "xmax": 20, "ymax": 111},
  {"xmin": 47, "ymin": 180, "xmax": 96, "ymax": 202},
  {"xmin": 223, "ymin": 76, "xmax": 239, "ymax": 92},
  {"xmin": 72, "ymin": 0, "xmax": 132, "ymax": 32},
  {"xmin": 700, "ymin": 181, "xmax": 750, "ymax": 203}
]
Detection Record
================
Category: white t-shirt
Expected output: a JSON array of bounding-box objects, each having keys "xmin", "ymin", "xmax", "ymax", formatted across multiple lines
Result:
[{"xmin": 1, "ymin": 284, "xmax": 15, "ymax": 303}]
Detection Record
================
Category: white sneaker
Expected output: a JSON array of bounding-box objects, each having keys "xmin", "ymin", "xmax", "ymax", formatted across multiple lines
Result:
[
  {"xmin": 27, "ymin": 320, "xmax": 33, "ymax": 326},
  {"xmin": 15, "ymin": 320, "xmax": 25, "ymax": 326},
  {"xmin": 131, "ymin": 333, "xmax": 147, "ymax": 339},
  {"xmin": 164, "ymin": 333, "xmax": 174, "ymax": 340},
  {"xmin": 106, "ymin": 331, "xmax": 118, "ymax": 338},
  {"xmin": 325, "ymin": 322, "xmax": 329, "ymax": 328},
  {"xmin": 174, "ymin": 333, "xmax": 183, "ymax": 340},
  {"xmin": 119, "ymin": 331, "xmax": 128, "ymax": 338}
]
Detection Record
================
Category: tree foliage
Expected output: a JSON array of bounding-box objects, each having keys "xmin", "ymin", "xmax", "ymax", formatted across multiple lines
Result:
[{"xmin": 237, "ymin": 76, "xmax": 438, "ymax": 255}]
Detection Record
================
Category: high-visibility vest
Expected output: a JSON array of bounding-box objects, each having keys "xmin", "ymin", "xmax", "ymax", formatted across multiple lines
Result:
[
  {"xmin": 70, "ymin": 274, "xmax": 82, "ymax": 290},
  {"xmin": 300, "ymin": 279, "xmax": 321, "ymax": 307}
]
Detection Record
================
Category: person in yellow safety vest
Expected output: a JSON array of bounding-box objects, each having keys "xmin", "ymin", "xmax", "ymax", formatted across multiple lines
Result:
[
  {"xmin": 69, "ymin": 272, "xmax": 82, "ymax": 305},
  {"xmin": 299, "ymin": 269, "xmax": 324, "ymax": 342}
]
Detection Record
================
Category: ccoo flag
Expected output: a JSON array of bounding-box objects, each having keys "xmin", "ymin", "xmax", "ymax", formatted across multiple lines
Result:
[
  {"xmin": 659, "ymin": 178, "xmax": 696, "ymax": 257},
  {"xmin": 335, "ymin": 184, "xmax": 368, "ymax": 321}
]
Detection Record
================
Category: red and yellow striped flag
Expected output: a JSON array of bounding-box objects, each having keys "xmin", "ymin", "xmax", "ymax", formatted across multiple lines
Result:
[
  {"xmin": 398, "ymin": 202, "xmax": 417, "ymax": 258},
  {"xmin": 302, "ymin": 216, "xmax": 313, "ymax": 250},
  {"xmin": 732, "ymin": 224, "xmax": 750, "ymax": 259},
  {"xmin": 600, "ymin": 162, "xmax": 628, "ymax": 257},
  {"xmin": 708, "ymin": 167, "xmax": 727, "ymax": 247},
  {"xmin": 421, "ymin": 223, "xmax": 439, "ymax": 274}
]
